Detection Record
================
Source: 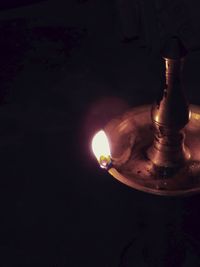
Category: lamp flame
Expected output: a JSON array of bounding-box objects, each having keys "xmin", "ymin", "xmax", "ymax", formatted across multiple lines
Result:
[{"xmin": 92, "ymin": 130, "xmax": 111, "ymax": 168}]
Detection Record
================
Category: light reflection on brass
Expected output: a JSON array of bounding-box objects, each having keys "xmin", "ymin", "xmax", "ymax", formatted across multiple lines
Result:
[{"xmin": 148, "ymin": 56, "xmax": 191, "ymax": 168}]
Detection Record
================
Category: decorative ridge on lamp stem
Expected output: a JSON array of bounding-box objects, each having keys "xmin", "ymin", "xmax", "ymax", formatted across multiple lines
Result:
[{"xmin": 147, "ymin": 37, "xmax": 191, "ymax": 169}]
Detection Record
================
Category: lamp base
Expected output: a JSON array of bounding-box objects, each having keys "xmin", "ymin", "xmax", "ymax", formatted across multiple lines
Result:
[{"xmin": 105, "ymin": 105, "xmax": 200, "ymax": 196}]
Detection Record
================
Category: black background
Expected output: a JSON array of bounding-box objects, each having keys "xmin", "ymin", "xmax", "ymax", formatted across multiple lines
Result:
[{"xmin": 0, "ymin": 0, "xmax": 200, "ymax": 266}]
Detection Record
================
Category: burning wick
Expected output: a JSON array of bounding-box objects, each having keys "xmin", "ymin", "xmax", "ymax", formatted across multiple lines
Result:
[
  {"xmin": 91, "ymin": 130, "xmax": 126, "ymax": 183},
  {"xmin": 92, "ymin": 130, "xmax": 112, "ymax": 169}
]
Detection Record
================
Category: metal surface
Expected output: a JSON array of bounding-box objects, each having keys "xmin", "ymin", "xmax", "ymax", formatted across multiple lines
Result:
[
  {"xmin": 148, "ymin": 56, "xmax": 191, "ymax": 168},
  {"xmin": 105, "ymin": 104, "xmax": 200, "ymax": 196},
  {"xmin": 104, "ymin": 39, "xmax": 200, "ymax": 196}
]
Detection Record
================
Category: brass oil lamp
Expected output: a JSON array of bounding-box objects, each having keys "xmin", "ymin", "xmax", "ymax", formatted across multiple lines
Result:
[{"xmin": 92, "ymin": 37, "xmax": 200, "ymax": 196}]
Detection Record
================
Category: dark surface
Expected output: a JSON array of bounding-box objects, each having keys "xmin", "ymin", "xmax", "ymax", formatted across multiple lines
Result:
[
  {"xmin": 0, "ymin": 0, "xmax": 47, "ymax": 10},
  {"xmin": 0, "ymin": 0, "xmax": 200, "ymax": 266}
]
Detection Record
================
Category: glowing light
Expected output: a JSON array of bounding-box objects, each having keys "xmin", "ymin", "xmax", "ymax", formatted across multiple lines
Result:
[
  {"xmin": 191, "ymin": 112, "xmax": 200, "ymax": 120},
  {"xmin": 92, "ymin": 130, "xmax": 111, "ymax": 168}
]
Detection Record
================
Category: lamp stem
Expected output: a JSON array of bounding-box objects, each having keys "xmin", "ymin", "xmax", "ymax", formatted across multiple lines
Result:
[{"xmin": 148, "ymin": 38, "xmax": 190, "ymax": 168}]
